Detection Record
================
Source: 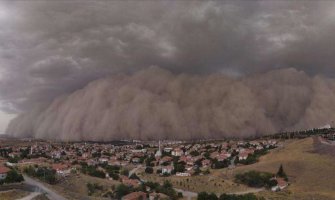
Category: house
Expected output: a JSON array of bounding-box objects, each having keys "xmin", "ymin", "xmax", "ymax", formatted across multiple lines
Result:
[
  {"xmin": 121, "ymin": 176, "xmax": 141, "ymax": 187},
  {"xmin": 161, "ymin": 165, "xmax": 174, "ymax": 174},
  {"xmin": 163, "ymin": 147, "xmax": 173, "ymax": 153},
  {"xmin": 98, "ymin": 157, "xmax": 109, "ymax": 164},
  {"xmin": 210, "ymin": 152, "xmax": 219, "ymax": 159},
  {"xmin": 132, "ymin": 157, "xmax": 140, "ymax": 163},
  {"xmin": 271, "ymin": 177, "xmax": 288, "ymax": 191},
  {"xmin": 178, "ymin": 156, "xmax": 189, "ymax": 163},
  {"xmin": 160, "ymin": 156, "xmax": 173, "ymax": 165},
  {"xmin": 176, "ymin": 172, "xmax": 191, "ymax": 177},
  {"xmin": 186, "ymin": 161, "xmax": 194, "ymax": 166},
  {"xmin": 221, "ymin": 151, "xmax": 231, "ymax": 157},
  {"xmin": 171, "ymin": 148, "xmax": 183, "ymax": 156},
  {"xmin": 52, "ymin": 164, "xmax": 71, "ymax": 176},
  {"xmin": 0, "ymin": 166, "xmax": 10, "ymax": 180},
  {"xmin": 256, "ymin": 145, "xmax": 263, "ymax": 150},
  {"xmin": 201, "ymin": 159, "xmax": 211, "ymax": 168},
  {"xmin": 217, "ymin": 154, "xmax": 228, "ymax": 162},
  {"xmin": 238, "ymin": 152, "xmax": 249, "ymax": 160},
  {"xmin": 277, "ymin": 177, "xmax": 288, "ymax": 190},
  {"xmin": 122, "ymin": 191, "xmax": 147, "ymax": 200},
  {"xmin": 185, "ymin": 166, "xmax": 193, "ymax": 171}
]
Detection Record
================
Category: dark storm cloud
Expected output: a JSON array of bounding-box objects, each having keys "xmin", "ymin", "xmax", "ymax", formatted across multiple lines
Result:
[{"xmin": 2, "ymin": 1, "xmax": 335, "ymax": 139}]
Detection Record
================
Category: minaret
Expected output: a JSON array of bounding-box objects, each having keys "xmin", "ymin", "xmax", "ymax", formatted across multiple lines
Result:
[{"xmin": 155, "ymin": 140, "xmax": 162, "ymax": 158}]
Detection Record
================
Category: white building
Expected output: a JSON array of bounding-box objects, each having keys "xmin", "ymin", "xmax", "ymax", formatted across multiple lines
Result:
[
  {"xmin": 171, "ymin": 148, "xmax": 184, "ymax": 156},
  {"xmin": 162, "ymin": 165, "xmax": 174, "ymax": 174}
]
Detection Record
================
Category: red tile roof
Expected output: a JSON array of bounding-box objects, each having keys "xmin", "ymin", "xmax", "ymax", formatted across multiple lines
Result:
[
  {"xmin": 0, "ymin": 166, "xmax": 10, "ymax": 174},
  {"xmin": 52, "ymin": 164, "xmax": 69, "ymax": 171}
]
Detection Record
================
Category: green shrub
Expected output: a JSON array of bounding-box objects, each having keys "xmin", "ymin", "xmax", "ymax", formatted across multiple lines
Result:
[
  {"xmin": 4, "ymin": 170, "xmax": 24, "ymax": 183},
  {"xmin": 235, "ymin": 170, "xmax": 274, "ymax": 188},
  {"xmin": 145, "ymin": 167, "xmax": 154, "ymax": 174}
]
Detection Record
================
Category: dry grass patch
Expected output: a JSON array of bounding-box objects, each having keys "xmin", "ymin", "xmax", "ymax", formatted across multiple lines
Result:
[
  {"xmin": 49, "ymin": 174, "xmax": 120, "ymax": 200},
  {"xmin": 230, "ymin": 138, "xmax": 335, "ymax": 200},
  {"xmin": 140, "ymin": 172, "xmax": 250, "ymax": 194},
  {"xmin": 0, "ymin": 189, "xmax": 30, "ymax": 200}
]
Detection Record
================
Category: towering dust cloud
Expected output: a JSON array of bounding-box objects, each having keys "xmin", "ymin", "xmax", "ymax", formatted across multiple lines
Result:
[
  {"xmin": 2, "ymin": 1, "xmax": 335, "ymax": 140},
  {"xmin": 6, "ymin": 67, "xmax": 335, "ymax": 141}
]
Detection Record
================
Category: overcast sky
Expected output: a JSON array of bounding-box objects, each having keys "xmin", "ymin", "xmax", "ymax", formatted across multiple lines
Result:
[{"xmin": 2, "ymin": 1, "xmax": 335, "ymax": 134}]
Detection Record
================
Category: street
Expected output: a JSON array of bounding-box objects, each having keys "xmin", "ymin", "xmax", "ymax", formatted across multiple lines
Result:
[{"xmin": 23, "ymin": 175, "xmax": 67, "ymax": 200}]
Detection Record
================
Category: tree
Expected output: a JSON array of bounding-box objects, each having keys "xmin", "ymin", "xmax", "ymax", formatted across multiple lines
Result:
[
  {"xmin": 197, "ymin": 192, "xmax": 218, "ymax": 200},
  {"xmin": 81, "ymin": 165, "xmax": 106, "ymax": 178},
  {"xmin": 157, "ymin": 180, "xmax": 178, "ymax": 200},
  {"xmin": 276, "ymin": 164, "xmax": 287, "ymax": 180},
  {"xmin": 87, "ymin": 182, "xmax": 103, "ymax": 196},
  {"xmin": 7, "ymin": 156, "xmax": 20, "ymax": 163},
  {"xmin": 163, "ymin": 180, "xmax": 172, "ymax": 189},
  {"xmin": 4, "ymin": 170, "xmax": 24, "ymax": 183},
  {"xmin": 268, "ymin": 179, "xmax": 278, "ymax": 188},
  {"xmin": 32, "ymin": 167, "xmax": 57, "ymax": 184},
  {"xmin": 208, "ymin": 193, "xmax": 218, "ymax": 200},
  {"xmin": 198, "ymin": 192, "xmax": 209, "ymax": 200},
  {"xmin": 109, "ymin": 172, "xmax": 119, "ymax": 180},
  {"xmin": 190, "ymin": 151, "xmax": 200, "ymax": 156},
  {"xmin": 145, "ymin": 156, "xmax": 155, "ymax": 167},
  {"xmin": 144, "ymin": 181, "xmax": 159, "ymax": 190},
  {"xmin": 23, "ymin": 166, "xmax": 35, "ymax": 176},
  {"xmin": 235, "ymin": 171, "xmax": 274, "ymax": 188},
  {"xmin": 129, "ymin": 173, "xmax": 140, "ymax": 180},
  {"xmin": 120, "ymin": 168, "xmax": 129, "ymax": 176},
  {"xmin": 92, "ymin": 152, "xmax": 101, "ymax": 158},
  {"xmin": 115, "ymin": 184, "xmax": 131, "ymax": 199},
  {"xmin": 178, "ymin": 192, "xmax": 183, "ymax": 198},
  {"xmin": 219, "ymin": 193, "xmax": 261, "ymax": 200},
  {"xmin": 174, "ymin": 163, "xmax": 185, "ymax": 173},
  {"xmin": 145, "ymin": 167, "xmax": 154, "ymax": 174}
]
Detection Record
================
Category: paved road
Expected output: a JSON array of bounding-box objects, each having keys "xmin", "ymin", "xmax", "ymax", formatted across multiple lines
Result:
[
  {"xmin": 17, "ymin": 192, "xmax": 41, "ymax": 200},
  {"xmin": 23, "ymin": 175, "xmax": 67, "ymax": 200},
  {"xmin": 227, "ymin": 188, "xmax": 265, "ymax": 195}
]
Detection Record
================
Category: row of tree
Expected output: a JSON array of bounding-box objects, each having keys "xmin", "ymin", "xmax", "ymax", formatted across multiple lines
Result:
[
  {"xmin": 197, "ymin": 192, "xmax": 264, "ymax": 200},
  {"xmin": 23, "ymin": 165, "xmax": 57, "ymax": 184}
]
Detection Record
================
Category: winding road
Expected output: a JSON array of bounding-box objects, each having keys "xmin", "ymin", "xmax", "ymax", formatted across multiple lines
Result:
[{"xmin": 23, "ymin": 175, "xmax": 67, "ymax": 200}]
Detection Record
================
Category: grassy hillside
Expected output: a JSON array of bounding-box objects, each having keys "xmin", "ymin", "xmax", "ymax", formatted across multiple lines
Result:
[{"xmin": 231, "ymin": 137, "xmax": 335, "ymax": 200}]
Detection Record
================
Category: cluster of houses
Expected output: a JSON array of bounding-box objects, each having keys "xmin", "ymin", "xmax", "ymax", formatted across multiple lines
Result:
[
  {"xmin": 0, "ymin": 138, "xmax": 282, "ymax": 199},
  {"xmin": 151, "ymin": 139, "xmax": 278, "ymax": 176},
  {"xmin": 0, "ymin": 139, "xmax": 278, "ymax": 176}
]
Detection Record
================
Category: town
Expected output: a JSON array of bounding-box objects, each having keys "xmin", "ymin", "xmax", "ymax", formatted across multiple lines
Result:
[{"xmin": 0, "ymin": 136, "xmax": 291, "ymax": 200}]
